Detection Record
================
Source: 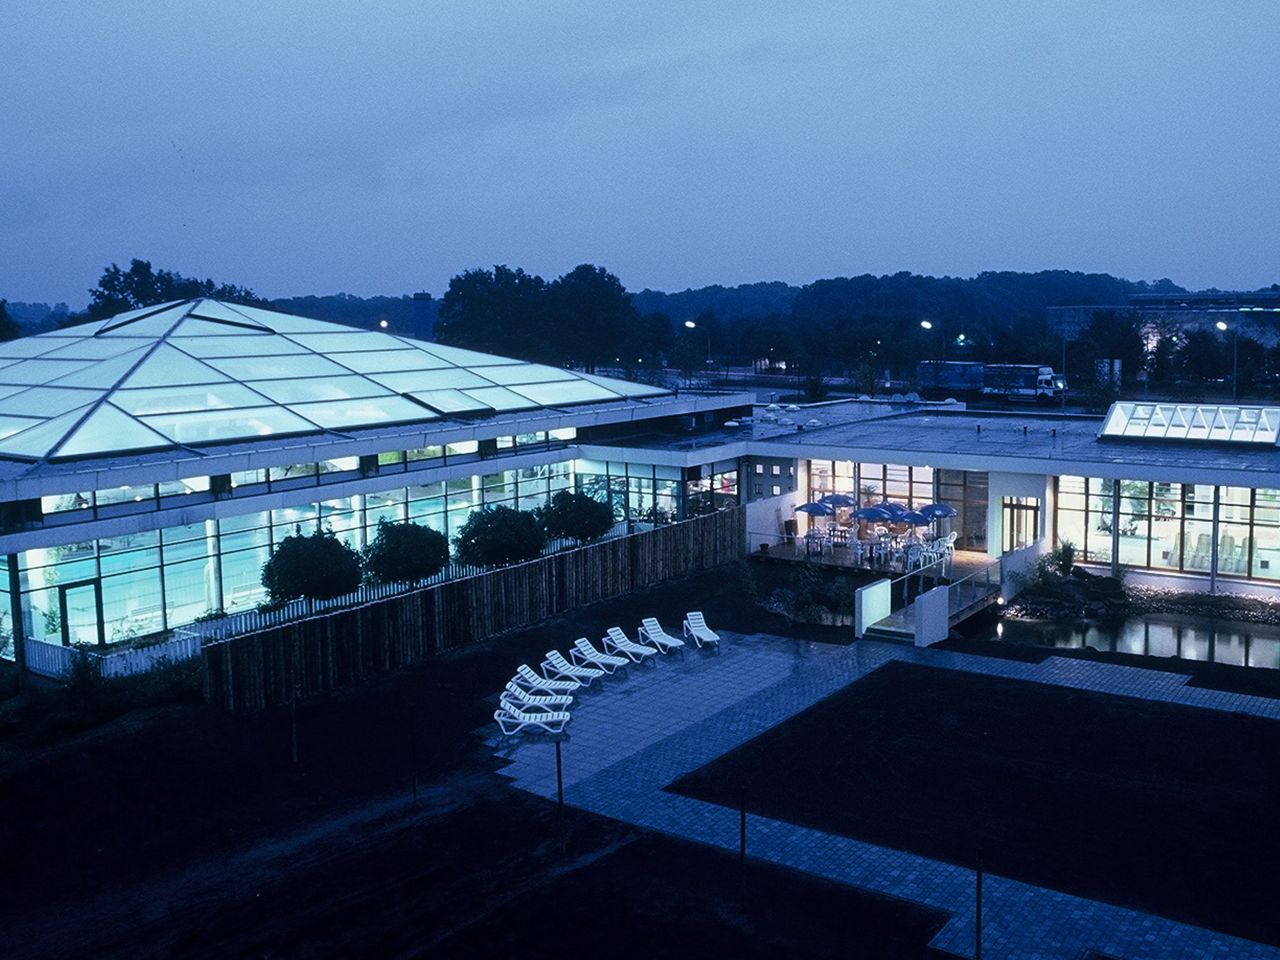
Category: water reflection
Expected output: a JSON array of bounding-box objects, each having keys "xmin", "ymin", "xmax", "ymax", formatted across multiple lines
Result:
[{"xmin": 997, "ymin": 614, "xmax": 1280, "ymax": 670}]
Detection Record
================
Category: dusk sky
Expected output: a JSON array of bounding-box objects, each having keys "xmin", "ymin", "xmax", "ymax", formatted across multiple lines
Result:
[{"xmin": 4, "ymin": 1, "xmax": 1278, "ymax": 306}]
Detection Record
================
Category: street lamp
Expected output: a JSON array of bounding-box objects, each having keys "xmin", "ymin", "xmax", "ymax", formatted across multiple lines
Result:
[
  {"xmin": 684, "ymin": 319, "xmax": 712, "ymax": 367},
  {"xmin": 1216, "ymin": 320, "xmax": 1238, "ymax": 401}
]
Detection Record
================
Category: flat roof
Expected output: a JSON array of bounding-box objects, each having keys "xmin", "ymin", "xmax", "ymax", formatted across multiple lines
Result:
[{"xmin": 757, "ymin": 408, "xmax": 1280, "ymax": 486}]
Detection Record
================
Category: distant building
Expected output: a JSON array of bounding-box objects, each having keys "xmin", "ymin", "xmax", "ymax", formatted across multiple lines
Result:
[
  {"xmin": 1049, "ymin": 290, "xmax": 1280, "ymax": 345},
  {"xmin": 410, "ymin": 292, "xmax": 436, "ymax": 340}
]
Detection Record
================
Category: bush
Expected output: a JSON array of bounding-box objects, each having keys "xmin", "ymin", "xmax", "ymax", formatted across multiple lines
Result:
[
  {"xmin": 453, "ymin": 506, "xmax": 547, "ymax": 567},
  {"xmin": 261, "ymin": 526, "xmax": 362, "ymax": 603},
  {"xmin": 536, "ymin": 490, "xmax": 615, "ymax": 544},
  {"xmin": 363, "ymin": 519, "xmax": 450, "ymax": 584}
]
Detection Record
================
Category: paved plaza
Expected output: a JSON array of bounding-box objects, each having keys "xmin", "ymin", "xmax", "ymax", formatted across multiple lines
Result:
[{"xmin": 489, "ymin": 632, "xmax": 1280, "ymax": 960}]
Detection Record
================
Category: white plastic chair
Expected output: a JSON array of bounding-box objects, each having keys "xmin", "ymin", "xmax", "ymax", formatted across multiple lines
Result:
[
  {"xmin": 494, "ymin": 703, "xmax": 571, "ymax": 736},
  {"xmin": 603, "ymin": 626, "xmax": 658, "ymax": 663},
  {"xmin": 571, "ymin": 637, "xmax": 629, "ymax": 674},
  {"xmin": 638, "ymin": 617, "xmax": 685, "ymax": 654},
  {"xmin": 514, "ymin": 663, "xmax": 580, "ymax": 694},
  {"xmin": 501, "ymin": 680, "xmax": 573, "ymax": 711},
  {"xmin": 682, "ymin": 612, "xmax": 720, "ymax": 650},
  {"xmin": 542, "ymin": 649, "xmax": 604, "ymax": 686}
]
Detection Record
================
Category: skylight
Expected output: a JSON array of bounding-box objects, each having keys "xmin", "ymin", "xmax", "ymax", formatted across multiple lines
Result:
[
  {"xmin": 1099, "ymin": 402, "xmax": 1280, "ymax": 445},
  {"xmin": 0, "ymin": 299, "xmax": 669, "ymax": 461}
]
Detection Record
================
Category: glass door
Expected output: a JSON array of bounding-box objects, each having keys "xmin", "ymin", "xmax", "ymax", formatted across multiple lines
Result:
[
  {"xmin": 1003, "ymin": 498, "xmax": 1040, "ymax": 553},
  {"xmin": 59, "ymin": 580, "xmax": 104, "ymax": 647}
]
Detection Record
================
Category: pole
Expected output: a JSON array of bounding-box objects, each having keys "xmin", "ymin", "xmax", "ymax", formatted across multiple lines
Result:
[
  {"xmin": 555, "ymin": 739, "xmax": 564, "ymax": 805},
  {"xmin": 739, "ymin": 791, "xmax": 747, "ymax": 866},
  {"xmin": 975, "ymin": 857, "xmax": 984, "ymax": 959},
  {"xmin": 1232, "ymin": 331, "xmax": 1238, "ymax": 402},
  {"xmin": 1060, "ymin": 324, "xmax": 1067, "ymax": 412}
]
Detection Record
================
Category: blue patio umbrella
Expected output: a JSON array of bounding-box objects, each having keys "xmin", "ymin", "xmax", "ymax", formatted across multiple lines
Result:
[
  {"xmin": 878, "ymin": 500, "xmax": 909, "ymax": 518},
  {"xmin": 900, "ymin": 510, "xmax": 931, "ymax": 526},
  {"xmin": 853, "ymin": 505, "xmax": 894, "ymax": 521},
  {"xmin": 918, "ymin": 503, "xmax": 958, "ymax": 520},
  {"xmin": 819, "ymin": 493, "xmax": 859, "ymax": 508},
  {"xmin": 794, "ymin": 502, "xmax": 835, "ymax": 516}
]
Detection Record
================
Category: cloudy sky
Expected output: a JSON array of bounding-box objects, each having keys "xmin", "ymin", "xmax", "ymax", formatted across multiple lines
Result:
[{"xmin": 3, "ymin": 1, "xmax": 1277, "ymax": 305}]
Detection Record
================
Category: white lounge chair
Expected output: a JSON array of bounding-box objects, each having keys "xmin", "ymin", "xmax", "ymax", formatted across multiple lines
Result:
[
  {"xmin": 494, "ymin": 703, "xmax": 571, "ymax": 736},
  {"xmin": 603, "ymin": 626, "xmax": 658, "ymax": 664},
  {"xmin": 571, "ymin": 637, "xmax": 629, "ymax": 674},
  {"xmin": 682, "ymin": 611, "xmax": 720, "ymax": 649},
  {"xmin": 501, "ymin": 680, "xmax": 573, "ymax": 711},
  {"xmin": 638, "ymin": 617, "xmax": 685, "ymax": 654},
  {"xmin": 514, "ymin": 663, "xmax": 580, "ymax": 694},
  {"xmin": 542, "ymin": 649, "xmax": 605, "ymax": 686}
]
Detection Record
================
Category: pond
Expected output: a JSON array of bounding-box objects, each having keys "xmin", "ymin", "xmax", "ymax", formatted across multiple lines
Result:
[{"xmin": 992, "ymin": 613, "xmax": 1280, "ymax": 670}]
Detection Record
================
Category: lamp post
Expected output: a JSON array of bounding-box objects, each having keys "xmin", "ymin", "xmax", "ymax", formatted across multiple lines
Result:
[
  {"xmin": 1216, "ymin": 320, "xmax": 1238, "ymax": 401},
  {"xmin": 920, "ymin": 319, "xmax": 941, "ymax": 362},
  {"xmin": 684, "ymin": 319, "xmax": 712, "ymax": 368}
]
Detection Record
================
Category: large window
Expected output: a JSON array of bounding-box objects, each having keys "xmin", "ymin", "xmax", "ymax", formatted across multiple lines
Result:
[{"xmin": 1055, "ymin": 477, "xmax": 1280, "ymax": 582}]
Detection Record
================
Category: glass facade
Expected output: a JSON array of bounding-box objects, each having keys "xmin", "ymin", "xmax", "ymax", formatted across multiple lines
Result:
[
  {"xmin": 1055, "ymin": 476, "xmax": 1280, "ymax": 582},
  {"xmin": 10, "ymin": 460, "xmax": 581, "ymax": 650},
  {"xmin": 572, "ymin": 460, "xmax": 703, "ymax": 524}
]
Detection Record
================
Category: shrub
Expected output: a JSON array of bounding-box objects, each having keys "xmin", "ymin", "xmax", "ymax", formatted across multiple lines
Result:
[
  {"xmin": 536, "ymin": 490, "xmax": 615, "ymax": 544},
  {"xmin": 363, "ymin": 519, "xmax": 450, "ymax": 584},
  {"xmin": 261, "ymin": 526, "xmax": 362, "ymax": 603},
  {"xmin": 453, "ymin": 506, "xmax": 546, "ymax": 567}
]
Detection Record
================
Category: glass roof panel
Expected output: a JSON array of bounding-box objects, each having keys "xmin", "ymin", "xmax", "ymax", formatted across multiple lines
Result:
[
  {"xmin": 577, "ymin": 372, "xmax": 668, "ymax": 396},
  {"xmin": 408, "ymin": 342, "xmax": 509, "ymax": 367},
  {"xmin": 331, "ymin": 349, "xmax": 450, "ymax": 374},
  {"xmin": 477, "ymin": 363, "xmax": 578, "ymax": 386},
  {"xmin": 46, "ymin": 346, "xmax": 151, "ymax": 389},
  {"xmin": 141, "ymin": 405, "xmax": 319, "ymax": 444},
  {"xmin": 370, "ymin": 368, "xmax": 494, "ymax": 392},
  {"xmin": 0, "ymin": 408, "xmax": 94, "ymax": 459},
  {"xmin": 0, "ymin": 386, "xmax": 30, "ymax": 402},
  {"xmin": 0, "ymin": 358, "xmax": 95, "ymax": 385},
  {"xmin": 172, "ymin": 317, "xmax": 267, "ymax": 336},
  {"xmin": 54, "ymin": 403, "xmax": 172, "ymax": 458},
  {"xmin": 406, "ymin": 389, "xmax": 491, "ymax": 414},
  {"xmin": 1, "ymin": 386, "xmax": 104, "ymax": 417},
  {"xmin": 94, "ymin": 300, "xmax": 184, "ymax": 333},
  {"xmin": 1099, "ymin": 402, "xmax": 1280, "ymax": 445},
  {"xmin": 184, "ymin": 300, "xmax": 271, "ymax": 329},
  {"xmin": 112, "ymin": 383, "xmax": 272, "ymax": 416},
  {"xmin": 286, "ymin": 331, "xmax": 413, "ymax": 353},
  {"xmin": 0, "ymin": 337, "xmax": 78, "ymax": 360},
  {"xmin": 206, "ymin": 354, "xmax": 353, "ymax": 381},
  {"xmin": 119, "ymin": 345, "xmax": 229, "ymax": 388},
  {"xmin": 509, "ymin": 380, "xmax": 618, "ymax": 405},
  {"xmin": 42, "ymin": 337, "xmax": 143, "ymax": 360},
  {"xmin": 0, "ymin": 414, "xmax": 44, "ymax": 440},
  {"xmin": 177, "ymin": 334, "xmax": 310, "ymax": 358},
  {"xmin": 246, "ymin": 376, "xmax": 392, "ymax": 404},
  {"xmin": 212, "ymin": 304, "xmax": 340, "ymax": 333},
  {"xmin": 462, "ymin": 386, "xmax": 537, "ymax": 411},
  {"xmin": 290, "ymin": 396, "xmax": 435, "ymax": 429},
  {"xmin": 96, "ymin": 304, "xmax": 191, "ymax": 337}
]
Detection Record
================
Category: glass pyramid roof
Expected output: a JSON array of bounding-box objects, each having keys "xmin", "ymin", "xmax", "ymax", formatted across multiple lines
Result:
[
  {"xmin": 0, "ymin": 299, "xmax": 669, "ymax": 461},
  {"xmin": 1099, "ymin": 402, "xmax": 1280, "ymax": 445}
]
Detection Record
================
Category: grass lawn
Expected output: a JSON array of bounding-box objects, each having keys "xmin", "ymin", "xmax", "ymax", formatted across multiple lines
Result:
[{"xmin": 669, "ymin": 660, "xmax": 1280, "ymax": 947}]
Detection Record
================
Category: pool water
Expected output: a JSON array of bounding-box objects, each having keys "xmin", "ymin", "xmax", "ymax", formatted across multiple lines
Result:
[{"xmin": 994, "ymin": 614, "xmax": 1280, "ymax": 670}]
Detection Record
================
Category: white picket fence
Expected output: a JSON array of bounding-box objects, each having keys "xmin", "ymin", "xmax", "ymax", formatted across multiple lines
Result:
[{"xmin": 25, "ymin": 631, "xmax": 203, "ymax": 680}]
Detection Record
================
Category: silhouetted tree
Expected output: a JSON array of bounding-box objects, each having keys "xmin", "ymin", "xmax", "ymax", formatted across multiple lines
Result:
[
  {"xmin": 261, "ymin": 527, "xmax": 362, "ymax": 603},
  {"xmin": 76, "ymin": 259, "xmax": 268, "ymax": 325},
  {"xmin": 0, "ymin": 301, "xmax": 20, "ymax": 342},
  {"xmin": 548, "ymin": 264, "xmax": 637, "ymax": 372},
  {"xmin": 536, "ymin": 490, "xmax": 615, "ymax": 544},
  {"xmin": 362, "ymin": 519, "xmax": 449, "ymax": 584},
  {"xmin": 453, "ymin": 506, "xmax": 546, "ymax": 567},
  {"xmin": 435, "ymin": 265, "xmax": 550, "ymax": 360}
]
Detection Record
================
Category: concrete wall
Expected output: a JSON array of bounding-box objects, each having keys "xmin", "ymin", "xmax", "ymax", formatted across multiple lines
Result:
[
  {"xmin": 986, "ymin": 470, "xmax": 1054, "ymax": 558},
  {"xmin": 854, "ymin": 579, "xmax": 892, "ymax": 639},
  {"xmin": 913, "ymin": 584, "xmax": 951, "ymax": 647}
]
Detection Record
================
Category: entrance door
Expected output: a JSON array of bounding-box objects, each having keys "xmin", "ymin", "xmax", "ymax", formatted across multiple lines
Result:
[
  {"xmin": 59, "ymin": 580, "xmax": 104, "ymax": 647},
  {"xmin": 1003, "ymin": 498, "xmax": 1040, "ymax": 553}
]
